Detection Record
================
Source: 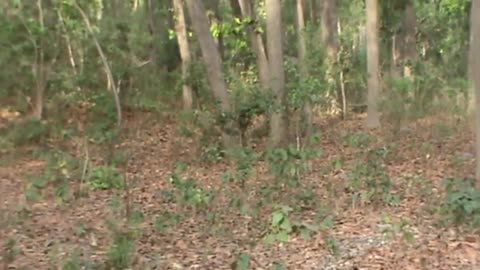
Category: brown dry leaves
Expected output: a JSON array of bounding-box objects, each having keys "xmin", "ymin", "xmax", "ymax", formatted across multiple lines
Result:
[{"xmin": 1, "ymin": 113, "xmax": 480, "ymax": 269}]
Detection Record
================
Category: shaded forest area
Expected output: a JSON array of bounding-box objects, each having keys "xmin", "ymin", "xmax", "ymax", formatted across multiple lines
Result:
[{"xmin": 1, "ymin": 0, "xmax": 480, "ymax": 269}]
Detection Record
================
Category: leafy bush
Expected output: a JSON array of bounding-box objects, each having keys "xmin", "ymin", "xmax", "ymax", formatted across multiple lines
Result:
[
  {"xmin": 6, "ymin": 118, "xmax": 48, "ymax": 146},
  {"xmin": 154, "ymin": 211, "xmax": 182, "ymax": 233},
  {"xmin": 105, "ymin": 229, "xmax": 135, "ymax": 269},
  {"xmin": 265, "ymin": 144, "xmax": 321, "ymax": 187},
  {"xmin": 439, "ymin": 177, "xmax": 480, "ymax": 227},
  {"xmin": 88, "ymin": 165, "xmax": 123, "ymax": 190},
  {"xmin": 169, "ymin": 173, "xmax": 212, "ymax": 209},
  {"xmin": 231, "ymin": 253, "xmax": 251, "ymax": 270},
  {"xmin": 62, "ymin": 248, "xmax": 83, "ymax": 270},
  {"xmin": 264, "ymin": 205, "xmax": 318, "ymax": 244},
  {"xmin": 343, "ymin": 131, "xmax": 375, "ymax": 148},
  {"xmin": 25, "ymin": 150, "xmax": 79, "ymax": 202},
  {"xmin": 347, "ymin": 147, "xmax": 399, "ymax": 206},
  {"xmin": 227, "ymin": 147, "xmax": 259, "ymax": 188}
]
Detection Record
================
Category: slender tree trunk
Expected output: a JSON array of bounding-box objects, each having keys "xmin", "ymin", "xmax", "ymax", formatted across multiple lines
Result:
[
  {"xmin": 391, "ymin": 1, "xmax": 416, "ymax": 79},
  {"xmin": 266, "ymin": 0, "xmax": 288, "ymax": 146},
  {"xmin": 390, "ymin": 33, "xmax": 402, "ymax": 79},
  {"xmin": 173, "ymin": 0, "xmax": 193, "ymax": 110},
  {"xmin": 338, "ymin": 19, "xmax": 347, "ymax": 119},
  {"xmin": 469, "ymin": 0, "xmax": 480, "ymax": 187},
  {"xmin": 146, "ymin": 0, "xmax": 158, "ymax": 64},
  {"xmin": 238, "ymin": 0, "xmax": 270, "ymax": 89},
  {"xmin": 230, "ymin": 0, "xmax": 242, "ymax": 18},
  {"xmin": 309, "ymin": 0, "xmax": 318, "ymax": 24},
  {"xmin": 321, "ymin": 0, "xmax": 341, "ymax": 114},
  {"xmin": 320, "ymin": 0, "xmax": 338, "ymax": 59},
  {"xmin": 33, "ymin": 0, "xmax": 51, "ymax": 120},
  {"xmin": 296, "ymin": 0, "xmax": 312, "ymax": 143},
  {"xmin": 185, "ymin": 0, "xmax": 237, "ymax": 148},
  {"xmin": 365, "ymin": 0, "xmax": 381, "ymax": 128},
  {"xmin": 75, "ymin": 1, "xmax": 122, "ymax": 127},
  {"xmin": 204, "ymin": 0, "xmax": 224, "ymax": 59},
  {"xmin": 469, "ymin": 14, "xmax": 476, "ymax": 115},
  {"xmin": 402, "ymin": 1, "xmax": 416, "ymax": 78}
]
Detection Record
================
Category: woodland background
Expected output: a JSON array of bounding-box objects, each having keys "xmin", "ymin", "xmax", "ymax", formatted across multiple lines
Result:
[{"xmin": 1, "ymin": 0, "xmax": 480, "ymax": 269}]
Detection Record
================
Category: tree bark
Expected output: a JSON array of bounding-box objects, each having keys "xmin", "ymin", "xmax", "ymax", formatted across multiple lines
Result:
[
  {"xmin": 391, "ymin": 1, "xmax": 416, "ymax": 79},
  {"xmin": 296, "ymin": 0, "xmax": 312, "ymax": 142},
  {"xmin": 266, "ymin": 0, "xmax": 288, "ymax": 146},
  {"xmin": 238, "ymin": 0, "xmax": 270, "ymax": 89},
  {"xmin": 320, "ymin": 0, "xmax": 338, "ymax": 59},
  {"xmin": 185, "ymin": 0, "xmax": 237, "ymax": 148},
  {"xmin": 204, "ymin": 0, "xmax": 224, "ymax": 59},
  {"xmin": 365, "ymin": 0, "xmax": 381, "ymax": 128},
  {"xmin": 173, "ymin": 0, "xmax": 193, "ymax": 110},
  {"xmin": 321, "ymin": 0, "xmax": 341, "ymax": 115},
  {"xmin": 33, "ymin": 0, "xmax": 46, "ymax": 120},
  {"xmin": 230, "ymin": 0, "xmax": 242, "ymax": 18},
  {"xmin": 402, "ymin": 1, "xmax": 416, "ymax": 78},
  {"xmin": 469, "ymin": 0, "xmax": 480, "ymax": 187}
]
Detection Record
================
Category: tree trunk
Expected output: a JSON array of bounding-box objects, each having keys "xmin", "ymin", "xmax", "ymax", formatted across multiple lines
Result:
[
  {"xmin": 230, "ymin": 0, "xmax": 242, "ymax": 18},
  {"xmin": 185, "ymin": 0, "xmax": 237, "ymax": 148},
  {"xmin": 33, "ymin": 0, "xmax": 48, "ymax": 120},
  {"xmin": 320, "ymin": 0, "xmax": 338, "ymax": 59},
  {"xmin": 204, "ymin": 0, "xmax": 224, "ymax": 59},
  {"xmin": 266, "ymin": 0, "xmax": 288, "ymax": 146},
  {"xmin": 296, "ymin": 0, "xmax": 312, "ymax": 143},
  {"xmin": 321, "ymin": 0, "xmax": 341, "ymax": 115},
  {"xmin": 365, "ymin": 0, "xmax": 381, "ymax": 128},
  {"xmin": 146, "ymin": 0, "xmax": 159, "ymax": 64},
  {"xmin": 402, "ymin": 1, "xmax": 416, "ymax": 78},
  {"xmin": 173, "ymin": 0, "xmax": 193, "ymax": 110},
  {"xmin": 238, "ymin": 0, "xmax": 270, "ymax": 89},
  {"xmin": 391, "ymin": 1, "xmax": 416, "ymax": 79},
  {"xmin": 469, "ymin": 0, "xmax": 480, "ymax": 187}
]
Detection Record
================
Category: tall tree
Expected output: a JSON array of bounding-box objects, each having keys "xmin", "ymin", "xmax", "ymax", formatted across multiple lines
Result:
[
  {"xmin": 173, "ymin": 0, "xmax": 193, "ymax": 110},
  {"xmin": 238, "ymin": 0, "xmax": 270, "ymax": 89},
  {"xmin": 365, "ymin": 0, "xmax": 381, "ymax": 128},
  {"xmin": 296, "ymin": 0, "xmax": 312, "ymax": 141},
  {"xmin": 320, "ymin": 0, "xmax": 343, "ymax": 115},
  {"xmin": 33, "ymin": 0, "xmax": 49, "ymax": 119},
  {"xmin": 469, "ymin": 0, "xmax": 480, "ymax": 187},
  {"xmin": 266, "ymin": 0, "xmax": 288, "ymax": 146},
  {"xmin": 320, "ymin": 0, "xmax": 338, "ymax": 59},
  {"xmin": 185, "ymin": 0, "xmax": 237, "ymax": 148},
  {"xmin": 391, "ymin": 1, "xmax": 416, "ymax": 79},
  {"xmin": 402, "ymin": 1, "xmax": 416, "ymax": 78}
]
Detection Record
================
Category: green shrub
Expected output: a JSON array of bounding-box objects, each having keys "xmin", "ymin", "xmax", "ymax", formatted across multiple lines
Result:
[
  {"xmin": 88, "ymin": 165, "xmax": 123, "ymax": 190},
  {"xmin": 25, "ymin": 150, "xmax": 79, "ymax": 202},
  {"xmin": 264, "ymin": 205, "xmax": 318, "ymax": 244},
  {"xmin": 6, "ymin": 118, "xmax": 48, "ymax": 146},
  {"xmin": 265, "ymin": 144, "xmax": 321, "ymax": 187},
  {"xmin": 169, "ymin": 173, "xmax": 212, "ymax": 209},
  {"xmin": 439, "ymin": 177, "xmax": 480, "ymax": 227},
  {"xmin": 106, "ymin": 230, "xmax": 135, "ymax": 269},
  {"xmin": 347, "ymin": 147, "xmax": 399, "ymax": 206}
]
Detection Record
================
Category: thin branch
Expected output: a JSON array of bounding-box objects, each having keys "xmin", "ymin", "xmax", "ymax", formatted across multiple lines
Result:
[
  {"xmin": 73, "ymin": 1, "xmax": 122, "ymax": 127},
  {"xmin": 57, "ymin": 8, "xmax": 79, "ymax": 77}
]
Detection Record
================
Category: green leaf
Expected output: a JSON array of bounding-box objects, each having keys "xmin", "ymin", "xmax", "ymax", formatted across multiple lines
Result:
[
  {"xmin": 301, "ymin": 222, "xmax": 320, "ymax": 232},
  {"xmin": 299, "ymin": 228, "xmax": 312, "ymax": 239},
  {"xmin": 277, "ymin": 231, "xmax": 289, "ymax": 242},
  {"xmin": 272, "ymin": 212, "xmax": 284, "ymax": 226},
  {"xmin": 235, "ymin": 253, "xmax": 251, "ymax": 270},
  {"xmin": 279, "ymin": 219, "xmax": 293, "ymax": 232},
  {"xmin": 264, "ymin": 234, "xmax": 276, "ymax": 245}
]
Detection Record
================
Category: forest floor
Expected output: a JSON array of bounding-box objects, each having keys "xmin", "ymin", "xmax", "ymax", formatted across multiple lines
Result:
[{"xmin": 1, "ymin": 112, "xmax": 480, "ymax": 270}]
